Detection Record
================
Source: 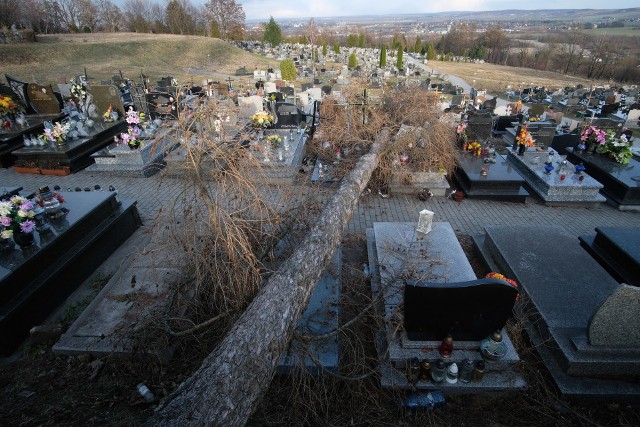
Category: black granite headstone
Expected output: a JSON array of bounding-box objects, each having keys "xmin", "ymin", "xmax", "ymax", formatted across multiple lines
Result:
[
  {"xmin": 274, "ymin": 102, "xmax": 302, "ymax": 129},
  {"xmin": 403, "ymin": 278, "xmax": 518, "ymax": 341},
  {"xmin": 5, "ymin": 74, "xmax": 34, "ymax": 114},
  {"xmin": 146, "ymin": 92, "xmax": 177, "ymax": 119},
  {"xmin": 281, "ymin": 86, "xmax": 294, "ymax": 98}
]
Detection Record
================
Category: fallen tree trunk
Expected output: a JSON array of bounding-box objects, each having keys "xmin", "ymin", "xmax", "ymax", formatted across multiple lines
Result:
[{"xmin": 146, "ymin": 130, "xmax": 390, "ymax": 426}]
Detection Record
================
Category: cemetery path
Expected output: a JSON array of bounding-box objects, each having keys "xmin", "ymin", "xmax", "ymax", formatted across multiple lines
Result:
[
  {"xmin": 407, "ymin": 56, "xmax": 472, "ymax": 94},
  {"xmin": 2, "ymin": 167, "xmax": 640, "ymax": 243}
]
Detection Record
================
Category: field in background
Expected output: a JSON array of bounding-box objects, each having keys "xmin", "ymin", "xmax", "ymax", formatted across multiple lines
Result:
[
  {"xmin": 426, "ymin": 60, "xmax": 597, "ymax": 94},
  {"xmin": 0, "ymin": 33, "xmax": 278, "ymax": 87}
]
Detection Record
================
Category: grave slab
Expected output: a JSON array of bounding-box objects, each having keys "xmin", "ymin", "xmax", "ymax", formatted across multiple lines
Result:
[
  {"xmin": 475, "ymin": 225, "xmax": 640, "ymax": 398},
  {"xmin": 0, "ymin": 113, "xmax": 67, "ymax": 168},
  {"xmin": 579, "ymin": 227, "xmax": 640, "ymax": 286},
  {"xmin": 277, "ymin": 249, "xmax": 341, "ymax": 374},
  {"xmin": 53, "ymin": 228, "xmax": 187, "ymax": 357},
  {"xmin": 453, "ymin": 152, "xmax": 529, "ymax": 202},
  {"xmin": 390, "ymin": 169, "xmax": 449, "ymax": 196},
  {"xmin": 87, "ymin": 128, "xmax": 178, "ymax": 177},
  {"xmin": 12, "ymin": 120, "xmax": 127, "ymax": 172},
  {"xmin": 566, "ymin": 148, "xmax": 640, "ymax": 211}
]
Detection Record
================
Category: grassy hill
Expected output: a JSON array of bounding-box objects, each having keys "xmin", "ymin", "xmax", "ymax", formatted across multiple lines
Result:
[{"xmin": 0, "ymin": 33, "xmax": 277, "ymax": 87}]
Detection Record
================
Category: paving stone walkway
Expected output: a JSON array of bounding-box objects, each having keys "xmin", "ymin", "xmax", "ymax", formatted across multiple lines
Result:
[{"xmin": 2, "ymin": 167, "xmax": 640, "ymax": 242}]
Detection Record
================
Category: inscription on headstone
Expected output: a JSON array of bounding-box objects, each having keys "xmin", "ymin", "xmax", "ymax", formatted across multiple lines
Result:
[{"xmin": 27, "ymin": 83, "xmax": 61, "ymax": 114}]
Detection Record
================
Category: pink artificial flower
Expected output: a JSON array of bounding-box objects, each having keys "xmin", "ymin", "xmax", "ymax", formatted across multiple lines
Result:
[
  {"xmin": 1, "ymin": 216, "xmax": 11, "ymax": 227},
  {"xmin": 20, "ymin": 220, "xmax": 35, "ymax": 233}
]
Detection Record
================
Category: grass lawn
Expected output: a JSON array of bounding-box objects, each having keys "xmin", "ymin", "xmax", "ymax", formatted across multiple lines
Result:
[
  {"xmin": 426, "ymin": 60, "xmax": 598, "ymax": 94},
  {"xmin": 0, "ymin": 33, "xmax": 278, "ymax": 88}
]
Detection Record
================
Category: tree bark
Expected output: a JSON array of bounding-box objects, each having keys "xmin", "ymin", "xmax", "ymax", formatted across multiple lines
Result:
[{"xmin": 145, "ymin": 130, "xmax": 389, "ymax": 427}]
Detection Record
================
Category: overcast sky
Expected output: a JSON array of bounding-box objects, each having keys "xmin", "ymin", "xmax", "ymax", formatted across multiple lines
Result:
[{"xmin": 236, "ymin": 1, "xmax": 640, "ymax": 21}]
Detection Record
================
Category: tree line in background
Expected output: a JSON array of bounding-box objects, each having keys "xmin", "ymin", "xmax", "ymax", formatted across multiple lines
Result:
[
  {"xmin": 1, "ymin": 1, "xmax": 638, "ymax": 84},
  {"xmin": 0, "ymin": 0, "xmax": 245, "ymax": 40}
]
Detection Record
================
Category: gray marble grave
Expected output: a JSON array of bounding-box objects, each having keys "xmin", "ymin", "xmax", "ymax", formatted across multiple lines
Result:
[
  {"xmin": 506, "ymin": 149, "xmax": 605, "ymax": 206},
  {"xmin": 367, "ymin": 222, "xmax": 525, "ymax": 393},
  {"xmin": 87, "ymin": 127, "xmax": 178, "ymax": 177}
]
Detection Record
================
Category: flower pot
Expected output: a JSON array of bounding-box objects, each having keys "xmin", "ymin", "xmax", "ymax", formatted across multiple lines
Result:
[
  {"xmin": 517, "ymin": 144, "xmax": 526, "ymax": 156},
  {"xmin": 0, "ymin": 237, "xmax": 14, "ymax": 253},
  {"xmin": 13, "ymin": 231, "xmax": 35, "ymax": 249},
  {"xmin": 14, "ymin": 166, "xmax": 41, "ymax": 174},
  {"xmin": 40, "ymin": 167, "xmax": 71, "ymax": 176}
]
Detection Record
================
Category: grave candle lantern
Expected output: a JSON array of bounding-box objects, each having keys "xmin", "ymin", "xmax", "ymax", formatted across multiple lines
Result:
[
  {"xmin": 438, "ymin": 335, "xmax": 454, "ymax": 359},
  {"xmin": 473, "ymin": 361, "xmax": 486, "ymax": 382},
  {"xmin": 459, "ymin": 359, "xmax": 475, "ymax": 383},
  {"xmin": 416, "ymin": 209, "xmax": 434, "ymax": 235},
  {"xmin": 446, "ymin": 362, "xmax": 459, "ymax": 384},
  {"xmin": 419, "ymin": 360, "xmax": 431, "ymax": 382},
  {"xmin": 431, "ymin": 360, "xmax": 446, "ymax": 384}
]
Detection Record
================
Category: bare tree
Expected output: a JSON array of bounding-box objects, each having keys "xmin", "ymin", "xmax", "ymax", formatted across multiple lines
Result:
[
  {"xmin": 554, "ymin": 30, "xmax": 585, "ymax": 75},
  {"xmin": 76, "ymin": 0, "xmax": 98, "ymax": 32},
  {"xmin": 166, "ymin": 0, "xmax": 195, "ymax": 35},
  {"xmin": 123, "ymin": 0, "xmax": 152, "ymax": 33},
  {"xmin": 95, "ymin": 0, "xmax": 123, "ymax": 32},
  {"xmin": 481, "ymin": 26, "xmax": 510, "ymax": 65},
  {"xmin": 204, "ymin": 0, "xmax": 245, "ymax": 40},
  {"xmin": 0, "ymin": 0, "xmax": 22, "ymax": 27}
]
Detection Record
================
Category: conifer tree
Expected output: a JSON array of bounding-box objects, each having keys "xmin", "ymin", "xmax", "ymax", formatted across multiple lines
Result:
[
  {"xmin": 379, "ymin": 44, "xmax": 387, "ymax": 67},
  {"xmin": 348, "ymin": 52, "xmax": 358, "ymax": 69},
  {"xmin": 396, "ymin": 46, "xmax": 403, "ymax": 69},
  {"xmin": 263, "ymin": 16, "xmax": 282, "ymax": 46}
]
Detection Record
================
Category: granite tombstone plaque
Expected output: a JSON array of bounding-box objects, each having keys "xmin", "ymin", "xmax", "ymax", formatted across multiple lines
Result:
[
  {"xmin": 27, "ymin": 83, "xmax": 61, "ymax": 114},
  {"xmin": 274, "ymin": 102, "xmax": 301, "ymax": 129},
  {"xmin": 403, "ymin": 278, "xmax": 518, "ymax": 341},
  {"xmin": 90, "ymin": 85, "xmax": 125, "ymax": 117},
  {"xmin": 5, "ymin": 74, "xmax": 33, "ymax": 113},
  {"xmin": 146, "ymin": 92, "xmax": 177, "ymax": 119}
]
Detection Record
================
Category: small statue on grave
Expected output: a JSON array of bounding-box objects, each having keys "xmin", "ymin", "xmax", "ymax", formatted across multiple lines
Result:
[{"xmin": 438, "ymin": 334, "xmax": 454, "ymax": 359}]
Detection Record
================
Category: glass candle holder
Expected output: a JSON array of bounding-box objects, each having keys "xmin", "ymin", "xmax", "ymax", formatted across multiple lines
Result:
[
  {"xmin": 446, "ymin": 362, "xmax": 459, "ymax": 384},
  {"xmin": 431, "ymin": 360, "xmax": 446, "ymax": 384}
]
